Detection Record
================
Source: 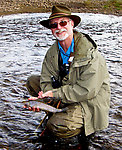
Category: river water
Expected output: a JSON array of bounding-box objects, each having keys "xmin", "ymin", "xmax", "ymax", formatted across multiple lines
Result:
[{"xmin": 0, "ymin": 13, "xmax": 122, "ymax": 150}]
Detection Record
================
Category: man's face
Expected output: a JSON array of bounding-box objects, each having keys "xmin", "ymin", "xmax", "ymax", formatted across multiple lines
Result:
[{"xmin": 50, "ymin": 17, "xmax": 74, "ymax": 41}]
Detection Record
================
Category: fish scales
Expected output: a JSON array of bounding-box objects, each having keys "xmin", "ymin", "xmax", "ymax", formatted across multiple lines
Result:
[{"xmin": 25, "ymin": 101, "xmax": 67, "ymax": 113}]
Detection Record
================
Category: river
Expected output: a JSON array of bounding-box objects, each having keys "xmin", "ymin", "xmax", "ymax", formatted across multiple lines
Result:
[{"xmin": 0, "ymin": 13, "xmax": 122, "ymax": 150}]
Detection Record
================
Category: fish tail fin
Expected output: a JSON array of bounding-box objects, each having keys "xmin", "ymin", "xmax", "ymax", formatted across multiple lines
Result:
[{"xmin": 62, "ymin": 107, "xmax": 68, "ymax": 112}]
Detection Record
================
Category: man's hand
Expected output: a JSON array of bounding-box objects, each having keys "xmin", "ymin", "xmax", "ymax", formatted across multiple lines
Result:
[
  {"xmin": 23, "ymin": 91, "xmax": 43, "ymax": 110},
  {"xmin": 23, "ymin": 90, "xmax": 53, "ymax": 111},
  {"xmin": 23, "ymin": 105, "xmax": 40, "ymax": 112},
  {"xmin": 42, "ymin": 90, "xmax": 53, "ymax": 98},
  {"xmin": 28, "ymin": 90, "xmax": 53, "ymax": 101},
  {"xmin": 28, "ymin": 91, "xmax": 43, "ymax": 101},
  {"xmin": 28, "ymin": 97, "xmax": 38, "ymax": 100}
]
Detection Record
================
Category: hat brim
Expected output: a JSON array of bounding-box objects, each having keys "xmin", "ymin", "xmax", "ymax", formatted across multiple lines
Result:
[{"xmin": 40, "ymin": 15, "xmax": 81, "ymax": 29}]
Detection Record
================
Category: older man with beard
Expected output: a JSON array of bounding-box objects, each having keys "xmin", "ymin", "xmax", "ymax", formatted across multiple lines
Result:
[{"xmin": 25, "ymin": 5, "xmax": 110, "ymax": 148}]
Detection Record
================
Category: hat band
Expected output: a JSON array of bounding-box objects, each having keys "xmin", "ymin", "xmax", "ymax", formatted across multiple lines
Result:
[{"xmin": 50, "ymin": 12, "xmax": 71, "ymax": 19}]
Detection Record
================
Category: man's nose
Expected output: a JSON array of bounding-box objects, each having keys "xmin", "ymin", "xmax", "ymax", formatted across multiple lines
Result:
[{"xmin": 57, "ymin": 23, "xmax": 62, "ymax": 29}]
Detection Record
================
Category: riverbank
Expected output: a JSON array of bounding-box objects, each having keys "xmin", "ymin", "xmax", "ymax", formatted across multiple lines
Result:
[{"xmin": 0, "ymin": 0, "xmax": 121, "ymax": 16}]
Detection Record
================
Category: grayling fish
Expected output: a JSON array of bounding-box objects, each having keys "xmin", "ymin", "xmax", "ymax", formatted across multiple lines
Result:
[{"xmin": 24, "ymin": 100, "xmax": 68, "ymax": 113}]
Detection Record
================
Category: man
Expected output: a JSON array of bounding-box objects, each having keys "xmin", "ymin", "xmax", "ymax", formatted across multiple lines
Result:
[{"xmin": 26, "ymin": 5, "xmax": 110, "ymax": 147}]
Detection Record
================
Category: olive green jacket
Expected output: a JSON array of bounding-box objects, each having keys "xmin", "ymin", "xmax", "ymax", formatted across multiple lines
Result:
[{"xmin": 40, "ymin": 31, "xmax": 110, "ymax": 136}]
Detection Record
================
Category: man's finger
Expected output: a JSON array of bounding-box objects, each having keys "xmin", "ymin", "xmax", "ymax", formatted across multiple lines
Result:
[
  {"xmin": 36, "ymin": 107, "xmax": 40, "ymax": 112},
  {"xmin": 29, "ymin": 106, "xmax": 32, "ymax": 110},
  {"xmin": 32, "ymin": 106, "xmax": 36, "ymax": 111},
  {"xmin": 28, "ymin": 97, "xmax": 38, "ymax": 100},
  {"xmin": 23, "ymin": 105, "xmax": 27, "ymax": 108},
  {"xmin": 38, "ymin": 91, "xmax": 43, "ymax": 98}
]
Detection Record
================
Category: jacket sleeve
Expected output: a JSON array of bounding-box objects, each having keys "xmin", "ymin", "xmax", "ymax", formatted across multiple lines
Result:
[
  {"xmin": 52, "ymin": 50, "xmax": 110, "ymax": 103},
  {"xmin": 40, "ymin": 44, "xmax": 59, "ymax": 92}
]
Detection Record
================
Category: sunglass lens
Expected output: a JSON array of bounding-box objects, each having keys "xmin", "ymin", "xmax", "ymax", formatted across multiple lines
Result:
[
  {"xmin": 50, "ymin": 21, "xmax": 68, "ymax": 29},
  {"xmin": 60, "ymin": 21, "xmax": 67, "ymax": 26},
  {"xmin": 50, "ymin": 23, "xmax": 57, "ymax": 29}
]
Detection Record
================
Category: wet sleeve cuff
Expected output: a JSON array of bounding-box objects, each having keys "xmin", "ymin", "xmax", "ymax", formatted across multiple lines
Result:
[
  {"xmin": 52, "ymin": 88, "xmax": 69, "ymax": 104},
  {"xmin": 52, "ymin": 89, "xmax": 60, "ymax": 98}
]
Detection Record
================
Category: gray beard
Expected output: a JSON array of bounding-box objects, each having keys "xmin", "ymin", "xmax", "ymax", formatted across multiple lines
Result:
[
  {"xmin": 55, "ymin": 33, "xmax": 69, "ymax": 41},
  {"xmin": 54, "ymin": 28, "xmax": 69, "ymax": 41}
]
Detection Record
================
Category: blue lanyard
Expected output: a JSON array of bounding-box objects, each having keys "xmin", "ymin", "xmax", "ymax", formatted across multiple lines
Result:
[{"xmin": 58, "ymin": 38, "xmax": 74, "ymax": 64}]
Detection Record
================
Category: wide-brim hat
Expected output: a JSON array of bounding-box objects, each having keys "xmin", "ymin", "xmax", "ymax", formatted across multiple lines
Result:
[{"xmin": 40, "ymin": 5, "xmax": 81, "ymax": 29}]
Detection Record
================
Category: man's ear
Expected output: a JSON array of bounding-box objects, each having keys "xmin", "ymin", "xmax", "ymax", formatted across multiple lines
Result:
[{"xmin": 71, "ymin": 20, "xmax": 74, "ymax": 28}]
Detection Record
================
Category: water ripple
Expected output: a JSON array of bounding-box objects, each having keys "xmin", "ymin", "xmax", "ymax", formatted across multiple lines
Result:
[{"xmin": 0, "ymin": 13, "xmax": 122, "ymax": 150}]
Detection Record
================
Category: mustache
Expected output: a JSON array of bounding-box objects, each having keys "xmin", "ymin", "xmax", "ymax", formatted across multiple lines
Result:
[{"xmin": 55, "ymin": 29, "xmax": 67, "ymax": 34}]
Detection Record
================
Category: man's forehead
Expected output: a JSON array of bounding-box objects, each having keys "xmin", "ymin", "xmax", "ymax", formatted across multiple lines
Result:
[{"xmin": 50, "ymin": 17, "xmax": 70, "ymax": 23}]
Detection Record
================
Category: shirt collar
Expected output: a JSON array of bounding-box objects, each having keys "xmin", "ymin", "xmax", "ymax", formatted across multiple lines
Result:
[{"xmin": 58, "ymin": 38, "xmax": 74, "ymax": 57}]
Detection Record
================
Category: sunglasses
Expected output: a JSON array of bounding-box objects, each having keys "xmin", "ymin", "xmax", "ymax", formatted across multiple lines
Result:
[{"xmin": 49, "ymin": 20, "xmax": 70, "ymax": 29}]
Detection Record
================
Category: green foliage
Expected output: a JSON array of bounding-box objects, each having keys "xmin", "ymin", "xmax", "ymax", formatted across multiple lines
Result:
[
  {"xmin": 104, "ymin": 0, "xmax": 122, "ymax": 10},
  {"xmin": 84, "ymin": 0, "xmax": 92, "ymax": 6}
]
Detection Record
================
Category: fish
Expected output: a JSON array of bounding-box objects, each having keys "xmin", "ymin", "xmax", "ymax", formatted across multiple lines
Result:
[{"xmin": 24, "ymin": 100, "xmax": 68, "ymax": 113}]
